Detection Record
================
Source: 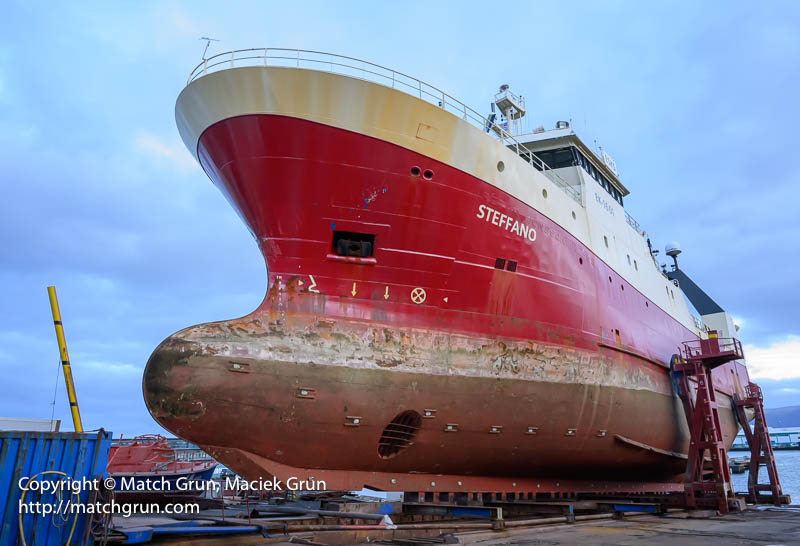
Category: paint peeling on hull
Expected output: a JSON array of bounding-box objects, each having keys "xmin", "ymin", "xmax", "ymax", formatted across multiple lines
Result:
[{"xmin": 142, "ymin": 298, "xmax": 740, "ymax": 488}]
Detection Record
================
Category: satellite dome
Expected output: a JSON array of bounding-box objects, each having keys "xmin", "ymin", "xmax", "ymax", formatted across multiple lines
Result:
[{"xmin": 665, "ymin": 242, "xmax": 682, "ymax": 258}]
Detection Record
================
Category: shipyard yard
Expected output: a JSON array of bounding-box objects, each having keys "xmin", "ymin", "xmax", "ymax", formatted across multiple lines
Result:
[
  {"xmin": 3, "ymin": 2, "xmax": 800, "ymax": 545},
  {"xmin": 94, "ymin": 506, "xmax": 800, "ymax": 545},
  {"xmin": 46, "ymin": 494, "xmax": 800, "ymax": 545},
  {"xmin": 457, "ymin": 509, "xmax": 800, "ymax": 545}
]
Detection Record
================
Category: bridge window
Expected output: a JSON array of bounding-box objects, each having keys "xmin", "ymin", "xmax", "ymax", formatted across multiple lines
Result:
[
  {"xmin": 533, "ymin": 147, "xmax": 576, "ymax": 169},
  {"xmin": 573, "ymin": 148, "xmax": 624, "ymax": 207},
  {"xmin": 531, "ymin": 145, "xmax": 625, "ymax": 206}
]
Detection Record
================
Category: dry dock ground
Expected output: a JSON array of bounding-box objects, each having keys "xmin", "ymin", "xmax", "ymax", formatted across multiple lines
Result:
[
  {"xmin": 142, "ymin": 507, "xmax": 800, "ymax": 545},
  {"xmin": 456, "ymin": 508, "xmax": 800, "ymax": 545}
]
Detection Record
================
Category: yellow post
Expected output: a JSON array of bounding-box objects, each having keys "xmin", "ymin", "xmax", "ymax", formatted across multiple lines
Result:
[{"xmin": 47, "ymin": 286, "xmax": 83, "ymax": 432}]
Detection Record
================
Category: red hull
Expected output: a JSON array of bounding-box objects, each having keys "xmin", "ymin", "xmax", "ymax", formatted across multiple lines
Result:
[
  {"xmin": 198, "ymin": 113, "xmax": 737, "ymax": 380},
  {"xmin": 143, "ymin": 113, "xmax": 747, "ymax": 491}
]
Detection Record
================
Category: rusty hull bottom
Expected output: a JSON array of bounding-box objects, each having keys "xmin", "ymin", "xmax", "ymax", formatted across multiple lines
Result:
[
  {"xmin": 142, "ymin": 312, "xmax": 742, "ymax": 493},
  {"xmin": 199, "ymin": 443, "xmax": 685, "ymax": 494}
]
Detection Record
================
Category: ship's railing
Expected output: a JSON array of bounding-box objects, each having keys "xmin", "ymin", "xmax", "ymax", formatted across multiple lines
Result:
[
  {"xmin": 681, "ymin": 335, "xmax": 744, "ymax": 361},
  {"xmin": 625, "ymin": 210, "xmax": 643, "ymax": 233},
  {"xmin": 187, "ymin": 48, "xmax": 581, "ymax": 205}
]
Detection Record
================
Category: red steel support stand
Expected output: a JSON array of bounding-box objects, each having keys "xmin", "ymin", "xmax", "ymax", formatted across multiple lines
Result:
[
  {"xmin": 734, "ymin": 382, "xmax": 784, "ymax": 506},
  {"xmin": 673, "ymin": 332, "xmax": 743, "ymax": 514}
]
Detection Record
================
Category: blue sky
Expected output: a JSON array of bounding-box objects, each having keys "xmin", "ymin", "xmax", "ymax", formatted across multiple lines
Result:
[{"xmin": 0, "ymin": 1, "xmax": 798, "ymax": 435}]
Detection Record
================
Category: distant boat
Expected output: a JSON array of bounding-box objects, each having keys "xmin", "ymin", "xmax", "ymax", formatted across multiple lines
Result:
[
  {"xmin": 107, "ymin": 434, "xmax": 216, "ymax": 501},
  {"xmin": 729, "ymin": 456, "xmax": 750, "ymax": 474}
]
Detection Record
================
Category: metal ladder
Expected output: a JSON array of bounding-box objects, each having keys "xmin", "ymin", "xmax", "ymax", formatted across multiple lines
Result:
[
  {"xmin": 672, "ymin": 332, "xmax": 744, "ymax": 514},
  {"xmin": 734, "ymin": 382, "xmax": 785, "ymax": 506}
]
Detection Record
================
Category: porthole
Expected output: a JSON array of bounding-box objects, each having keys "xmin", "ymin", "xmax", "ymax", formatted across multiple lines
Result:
[
  {"xmin": 497, "ymin": 161, "xmax": 505, "ymax": 172},
  {"xmin": 579, "ymin": 257, "xmax": 583, "ymax": 265},
  {"xmin": 634, "ymin": 260, "xmax": 638, "ymax": 271},
  {"xmin": 646, "ymin": 301, "xmax": 649, "ymax": 307},
  {"xmin": 572, "ymin": 211, "xmax": 576, "ymax": 220},
  {"xmin": 621, "ymin": 284, "xmax": 624, "ymax": 291},
  {"xmin": 542, "ymin": 189, "xmax": 548, "ymax": 199},
  {"xmin": 608, "ymin": 276, "xmax": 612, "ymax": 283},
  {"xmin": 410, "ymin": 166, "xmax": 421, "ymax": 176},
  {"xmin": 604, "ymin": 236, "xmax": 609, "ymax": 248},
  {"xmin": 423, "ymin": 169, "xmax": 434, "ymax": 180}
]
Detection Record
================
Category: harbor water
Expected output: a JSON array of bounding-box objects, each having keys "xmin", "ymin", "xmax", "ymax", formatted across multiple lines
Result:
[{"xmin": 731, "ymin": 450, "xmax": 800, "ymax": 501}]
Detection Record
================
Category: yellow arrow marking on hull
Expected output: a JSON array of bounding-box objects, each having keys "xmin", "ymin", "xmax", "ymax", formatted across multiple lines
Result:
[
  {"xmin": 308, "ymin": 275, "xmax": 320, "ymax": 293},
  {"xmin": 351, "ymin": 282, "xmax": 357, "ymax": 296},
  {"xmin": 384, "ymin": 286, "xmax": 389, "ymax": 300}
]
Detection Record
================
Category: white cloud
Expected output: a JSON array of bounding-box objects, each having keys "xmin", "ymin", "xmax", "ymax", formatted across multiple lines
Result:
[
  {"xmin": 135, "ymin": 132, "xmax": 199, "ymax": 175},
  {"xmin": 81, "ymin": 360, "xmax": 141, "ymax": 375},
  {"xmin": 745, "ymin": 336, "xmax": 800, "ymax": 380}
]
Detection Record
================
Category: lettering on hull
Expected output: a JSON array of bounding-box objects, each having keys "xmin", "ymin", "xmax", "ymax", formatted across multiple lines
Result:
[{"xmin": 477, "ymin": 204, "xmax": 537, "ymax": 242}]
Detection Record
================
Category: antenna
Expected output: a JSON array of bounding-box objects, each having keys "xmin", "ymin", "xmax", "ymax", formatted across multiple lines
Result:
[
  {"xmin": 200, "ymin": 37, "xmax": 219, "ymax": 60},
  {"xmin": 665, "ymin": 242, "xmax": 682, "ymax": 271}
]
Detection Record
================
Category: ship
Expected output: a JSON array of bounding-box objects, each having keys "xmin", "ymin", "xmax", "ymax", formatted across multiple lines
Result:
[
  {"xmin": 143, "ymin": 48, "xmax": 752, "ymax": 495},
  {"xmin": 107, "ymin": 435, "xmax": 217, "ymax": 501}
]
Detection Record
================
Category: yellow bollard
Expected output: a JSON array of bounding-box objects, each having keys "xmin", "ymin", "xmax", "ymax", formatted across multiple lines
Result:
[{"xmin": 47, "ymin": 286, "xmax": 83, "ymax": 432}]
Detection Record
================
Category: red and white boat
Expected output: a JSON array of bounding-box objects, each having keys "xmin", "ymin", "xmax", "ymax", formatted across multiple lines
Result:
[{"xmin": 143, "ymin": 49, "xmax": 752, "ymax": 495}]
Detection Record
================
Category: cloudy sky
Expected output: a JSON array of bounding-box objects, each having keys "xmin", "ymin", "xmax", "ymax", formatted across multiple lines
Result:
[{"xmin": 1, "ymin": 2, "xmax": 798, "ymax": 436}]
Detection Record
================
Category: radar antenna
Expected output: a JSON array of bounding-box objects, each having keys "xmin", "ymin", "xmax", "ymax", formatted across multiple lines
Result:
[
  {"xmin": 200, "ymin": 37, "xmax": 219, "ymax": 60},
  {"xmin": 665, "ymin": 242, "xmax": 682, "ymax": 271}
]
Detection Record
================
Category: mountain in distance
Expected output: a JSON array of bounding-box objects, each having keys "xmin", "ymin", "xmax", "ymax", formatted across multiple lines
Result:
[{"xmin": 765, "ymin": 406, "xmax": 800, "ymax": 428}]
